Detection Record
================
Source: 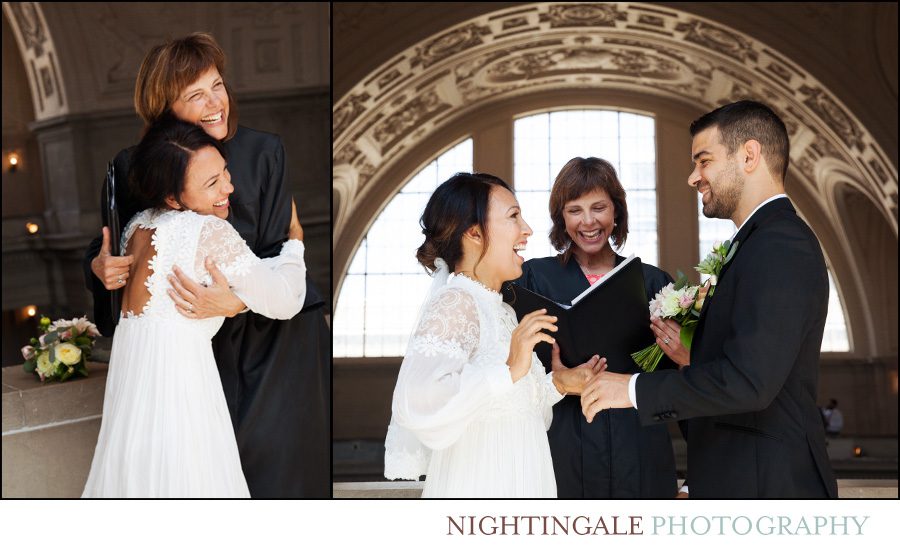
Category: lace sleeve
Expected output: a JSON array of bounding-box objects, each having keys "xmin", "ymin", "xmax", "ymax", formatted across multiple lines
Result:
[
  {"xmin": 194, "ymin": 217, "xmax": 306, "ymax": 320},
  {"xmin": 390, "ymin": 288, "xmax": 515, "ymax": 452},
  {"xmin": 539, "ymin": 358, "xmax": 565, "ymax": 430}
]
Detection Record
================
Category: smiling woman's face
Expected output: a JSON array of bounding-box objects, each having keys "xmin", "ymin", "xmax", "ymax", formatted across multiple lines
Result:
[
  {"xmin": 473, "ymin": 185, "xmax": 533, "ymax": 286},
  {"xmin": 563, "ymin": 188, "xmax": 616, "ymax": 259},
  {"xmin": 170, "ymin": 66, "xmax": 230, "ymax": 141},
  {"xmin": 168, "ymin": 146, "xmax": 234, "ymax": 219}
]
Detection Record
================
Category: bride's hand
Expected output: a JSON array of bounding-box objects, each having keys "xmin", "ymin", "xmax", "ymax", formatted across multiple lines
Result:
[
  {"xmin": 651, "ymin": 317, "xmax": 689, "ymax": 368},
  {"xmin": 550, "ymin": 342, "xmax": 607, "ymax": 395},
  {"xmin": 507, "ymin": 309, "xmax": 557, "ymax": 382},
  {"xmin": 167, "ymin": 259, "xmax": 246, "ymax": 319}
]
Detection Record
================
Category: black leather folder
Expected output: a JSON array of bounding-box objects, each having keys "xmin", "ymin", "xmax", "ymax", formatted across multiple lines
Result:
[{"xmin": 507, "ymin": 256, "xmax": 653, "ymax": 373}]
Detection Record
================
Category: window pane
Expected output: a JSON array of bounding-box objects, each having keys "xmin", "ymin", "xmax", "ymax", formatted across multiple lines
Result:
[
  {"xmin": 333, "ymin": 138, "xmax": 473, "ymax": 357},
  {"xmin": 514, "ymin": 109, "xmax": 658, "ymax": 266},
  {"xmin": 697, "ymin": 197, "xmax": 737, "ymax": 285},
  {"xmin": 697, "ymin": 200, "xmax": 850, "ymax": 352},
  {"xmin": 822, "ymin": 270, "xmax": 851, "ymax": 352},
  {"xmin": 333, "ymin": 274, "xmax": 365, "ymax": 357}
]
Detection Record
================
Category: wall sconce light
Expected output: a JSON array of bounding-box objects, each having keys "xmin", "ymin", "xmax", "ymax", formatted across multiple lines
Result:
[
  {"xmin": 8, "ymin": 152, "xmax": 19, "ymax": 173},
  {"xmin": 24, "ymin": 305, "xmax": 37, "ymax": 318},
  {"xmin": 26, "ymin": 222, "xmax": 39, "ymax": 234},
  {"xmin": 853, "ymin": 446, "xmax": 863, "ymax": 458}
]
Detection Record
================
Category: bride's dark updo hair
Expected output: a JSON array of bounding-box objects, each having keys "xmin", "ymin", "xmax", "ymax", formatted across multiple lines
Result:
[
  {"xmin": 129, "ymin": 113, "xmax": 226, "ymax": 210},
  {"xmin": 416, "ymin": 172, "xmax": 512, "ymax": 273}
]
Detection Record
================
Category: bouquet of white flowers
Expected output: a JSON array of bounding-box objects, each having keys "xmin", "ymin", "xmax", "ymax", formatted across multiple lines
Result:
[
  {"xmin": 21, "ymin": 316, "xmax": 100, "ymax": 382},
  {"xmin": 631, "ymin": 240, "xmax": 737, "ymax": 372}
]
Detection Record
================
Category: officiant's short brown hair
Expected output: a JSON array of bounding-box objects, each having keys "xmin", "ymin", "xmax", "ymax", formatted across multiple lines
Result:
[
  {"xmin": 549, "ymin": 157, "xmax": 629, "ymax": 260},
  {"xmin": 134, "ymin": 32, "xmax": 238, "ymax": 141}
]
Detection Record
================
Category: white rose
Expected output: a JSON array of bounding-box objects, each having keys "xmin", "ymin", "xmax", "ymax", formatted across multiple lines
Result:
[
  {"xmin": 661, "ymin": 291, "xmax": 683, "ymax": 317},
  {"xmin": 56, "ymin": 343, "xmax": 82, "ymax": 366},
  {"xmin": 36, "ymin": 352, "xmax": 55, "ymax": 375}
]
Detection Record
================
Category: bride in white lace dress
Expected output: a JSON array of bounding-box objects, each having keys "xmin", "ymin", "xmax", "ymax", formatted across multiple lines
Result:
[
  {"xmin": 384, "ymin": 173, "xmax": 605, "ymax": 497},
  {"xmin": 82, "ymin": 118, "xmax": 306, "ymax": 498}
]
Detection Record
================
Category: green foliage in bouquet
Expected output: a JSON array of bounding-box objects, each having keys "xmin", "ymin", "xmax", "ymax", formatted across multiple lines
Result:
[{"xmin": 21, "ymin": 316, "xmax": 100, "ymax": 382}]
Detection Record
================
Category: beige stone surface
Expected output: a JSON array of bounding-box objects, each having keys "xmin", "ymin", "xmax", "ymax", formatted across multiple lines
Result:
[
  {"xmin": 2, "ymin": 418, "xmax": 100, "ymax": 498},
  {"xmin": 2, "ymin": 363, "xmax": 108, "ymax": 498},
  {"xmin": 333, "ymin": 481, "xmax": 424, "ymax": 499},
  {"xmin": 333, "ymin": 480, "xmax": 899, "ymax": 499},
  {"xmin": 1, "ymin": 363, "xmax": 108, "ymax": 432},
  {"xmin": 837, "ymin": 479, "xmax": 899, "ymax": 499}
]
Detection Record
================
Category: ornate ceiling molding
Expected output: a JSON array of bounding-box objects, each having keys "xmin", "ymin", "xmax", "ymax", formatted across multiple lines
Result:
[
  {"xmin": 3, "ymin": 2, "xmax": 68, "ymax": 120},
  {"xmin": 333, "ymin": 2, "xmax": 898, "ymax": 243}
]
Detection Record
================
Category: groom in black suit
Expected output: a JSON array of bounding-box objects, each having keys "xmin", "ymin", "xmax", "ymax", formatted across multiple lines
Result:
[{"xmin": 581, "ymin": 100, "xmax": 838, "ymax": 498}]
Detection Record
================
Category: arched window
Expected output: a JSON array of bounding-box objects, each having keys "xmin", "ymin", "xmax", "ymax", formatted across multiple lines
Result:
[
  {"xmin": 697, "ymin": 200, "xmax": 851, "ymax": 352},
  {"xmin": 822, "ymin": 271, "xmax": 851, "ymax": 352},
  {"xmin": 333, "ymin": 139, "xmax": 473, "ymax": 357},
  {"xmin": 514, "ymin": 110, "xmax": 659, "ymax": 266},
  {"xmin": 335, "ymin": 109, "xmax": 660, "ymax": 357}
]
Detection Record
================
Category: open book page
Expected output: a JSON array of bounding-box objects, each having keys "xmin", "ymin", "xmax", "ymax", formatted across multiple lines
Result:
[{"xmin": 569, "ymin": 254, "xmax": 638, "ymax": 306}]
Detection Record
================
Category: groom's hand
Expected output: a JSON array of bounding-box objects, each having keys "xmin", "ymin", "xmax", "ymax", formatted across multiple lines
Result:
[{"xmin": 581, "ymin": 370, "xmax": 634, "ymax": 422}]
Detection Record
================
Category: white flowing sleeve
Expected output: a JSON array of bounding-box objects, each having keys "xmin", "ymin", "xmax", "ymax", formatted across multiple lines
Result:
[
  {"xmin": 193, "ymin": 218, "xmax": 306, "ymax": 320},
  {"xmin": 540, "ymin": 359, "xmax": 565, "ymax": 430},
  {"xmin": 392, "ymin": 288, "xmax": 515, "ymax": 452}
]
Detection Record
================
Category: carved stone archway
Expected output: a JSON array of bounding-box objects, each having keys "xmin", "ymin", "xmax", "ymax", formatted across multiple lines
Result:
[
  {"xmin": 2, "ymin": 2, "xmax": 68, "ymax": 120},
  {"xmin": 333, "ymin": 2, "xmax": 899, "ymax": 301}
]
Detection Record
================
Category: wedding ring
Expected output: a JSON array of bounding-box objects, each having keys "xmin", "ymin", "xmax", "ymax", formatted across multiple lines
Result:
[
  {"xmin": 663, "ymin": 337, "xmax": 671, "ymax": 345},
  {"xmin": 188, "ymin": 303, "xmax": 194, "ymax": 313}
]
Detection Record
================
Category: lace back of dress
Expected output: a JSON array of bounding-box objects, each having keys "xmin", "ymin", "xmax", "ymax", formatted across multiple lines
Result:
[
  {"xmin": 119, "ymin": 226, "xmax": 156, "ymax": 318},
  {"xmin": 119, "ymin": 209, "xmax": 205, "ymax": 319}
]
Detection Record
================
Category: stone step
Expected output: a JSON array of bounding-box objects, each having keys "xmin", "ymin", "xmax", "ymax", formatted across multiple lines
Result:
[
  {"xmin": 333, "ymin": 479, "xmax": 899, "ymax": 499},
  {"xmin": 333, "ymin": 438, "xmax": 899, "ymax": 483}
]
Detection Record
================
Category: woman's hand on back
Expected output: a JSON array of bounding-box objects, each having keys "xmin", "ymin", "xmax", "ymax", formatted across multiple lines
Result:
[{"xmin": 91, "ymin": 226, "xmax": 135, "ymax": 290}]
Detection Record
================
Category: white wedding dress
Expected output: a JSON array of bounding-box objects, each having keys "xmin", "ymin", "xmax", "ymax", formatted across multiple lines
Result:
[
  {"xmin": 385, "ymin": 273, "xmax": 563, "ymax": 497},
  {"xmin": 82, "ymin": 208, "xmax": 306, "ymax": 498}
]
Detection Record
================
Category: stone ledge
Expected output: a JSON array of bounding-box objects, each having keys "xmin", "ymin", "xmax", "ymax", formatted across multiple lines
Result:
[
  {"xmin": 332, "ymin": 480, "xmax": 899, "ymax": 499},
  {"xmin": 2, "ymin": 362, "xmax": 108, "ymax": 433},
  {"xmin": 2, "ymin": 418, "xmax": 100, "ymax": 498},
  {"xmin": 333, "ymin": 481, "xmax": 425, "ymax": 499}
]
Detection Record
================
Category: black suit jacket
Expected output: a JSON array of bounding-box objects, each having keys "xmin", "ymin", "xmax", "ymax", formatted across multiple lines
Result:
[
  {"xmin": 635, "ymin": 197, "xmax": 838, "ymax": 498},
  {"xmin": 513, "ymin": 254, "xmax": 679, "ymax": 498}
]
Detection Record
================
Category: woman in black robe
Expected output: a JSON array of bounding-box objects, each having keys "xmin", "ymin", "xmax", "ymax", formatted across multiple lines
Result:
[
  {"xmin": 513, "ymin": 156, "xmax": 682, "ymax": 499},
  {"xmin": 82, "ymin": 33, "xmax": 329, "ymax": 498}
]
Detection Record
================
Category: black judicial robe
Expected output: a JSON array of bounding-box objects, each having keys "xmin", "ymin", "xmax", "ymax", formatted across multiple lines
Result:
[
  {"xmin": 82, "ymin": 126, "xmax": 330, "ymax": 498},
  {"xmin": 512, "ymin": 254, "xmax": 678, "ymax": 498}
]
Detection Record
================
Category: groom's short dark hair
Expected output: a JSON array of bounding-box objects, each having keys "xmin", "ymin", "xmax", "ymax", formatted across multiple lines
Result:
[{"xmin": 690, "ymin": 100, "xmax": 790, "ymax": 182}]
